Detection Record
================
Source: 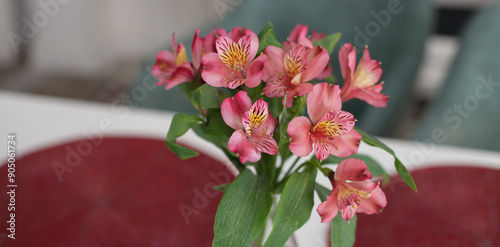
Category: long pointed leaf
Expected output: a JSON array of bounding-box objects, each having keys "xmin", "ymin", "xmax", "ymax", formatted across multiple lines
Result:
[
  {"xmin": 263, "ymin": 165, "xmax": 317, "ymax": 247},
  {"xmin": 165, "ymin": 113, "xmax": 201, "ymax": 159},
  {"xmin": 191, "ymin": 83, "xmax": 220, "ymax": 109},
  {"xmin": 315, "ymin": 183, "xmax": 331, "ymax": 202},
  {"xmin": 354, "ymin": 127, "xmax": 417, "ymax": 191},
  {"xmin": 312, "ymin": 32, "xmax": 342, "ymax": 54},
  {"xmin": 257, "ymin": 22, "xmax": 283, "ymax": 55},
  {"xmin": 331, "ymin": 214, "xmax": 357, "ymax": 247},
  {"xmin": 213, "ymin": 170, "xmax": 272, "ymax": 247}
]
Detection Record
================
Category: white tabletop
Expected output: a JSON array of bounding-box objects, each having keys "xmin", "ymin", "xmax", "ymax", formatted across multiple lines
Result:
[{"xmin": 1, "ymin": 90, "xmax": 499, "ymax": 246}]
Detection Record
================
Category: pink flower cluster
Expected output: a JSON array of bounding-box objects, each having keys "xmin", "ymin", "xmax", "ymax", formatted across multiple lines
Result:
[{"xmin": 153, "ymin": 24, "xmax": 389, "ymax": 222}]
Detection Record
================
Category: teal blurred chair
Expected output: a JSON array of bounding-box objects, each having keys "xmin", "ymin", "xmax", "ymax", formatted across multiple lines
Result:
[
  {"xmin": 413, "ymin": 4, "xmax": 500, "ymax": 152},
  {"xmin": 133, "ymin": 0, "xmax": 434, "ymax": 136}
]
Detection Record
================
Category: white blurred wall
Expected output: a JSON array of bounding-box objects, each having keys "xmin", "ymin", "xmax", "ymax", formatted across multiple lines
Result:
[
  {"xmin": 2, "ymin": 0, "xmax": 218, "ymax": 79},
  {"xmin": 0, "ymin": 1, "xmax": 16, "ymax": 67}
]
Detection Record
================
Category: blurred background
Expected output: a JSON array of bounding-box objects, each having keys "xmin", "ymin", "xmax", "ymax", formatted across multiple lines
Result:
[
  {"xmin": 1, "ymin": 0, "xmax": 500, "ymax": 149},
  {"xmin": 2, "ymin": 1, "xmax": 500, "ymax": 246}
]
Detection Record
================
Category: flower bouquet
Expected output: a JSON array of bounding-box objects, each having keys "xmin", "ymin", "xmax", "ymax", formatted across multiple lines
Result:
[{"xmin": 153, "ymin": 22, "xmax": 416, "ymax": 247}]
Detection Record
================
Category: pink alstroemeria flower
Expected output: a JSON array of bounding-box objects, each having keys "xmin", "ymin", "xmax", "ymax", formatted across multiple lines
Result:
[
  {"xmin": 201, "ymin": 27, "xmax": 267, "ymax": 89},
  {"xmin": 311, "ymin": 30, "xmax": 325, "ymax": 42},
  {"xmin": 317, "ymin": 158, "xmax": 387, "ymax": 222},
  {"xmin": 287, "ymin": 83, "xmax": 361, "ymax": 160},
  {"xmin": 282, "ymin": 24, "xmax": 333, "ymax": 81},
  {"xmin": 221, "ymin": 91, "xmax": 278, "ymax": 163},
  {"xmin": 283, "ymin": 24, "xmax": 314, "ymax": 51},
  {"xmin": 153, "ymin": 34, "xmax": 196, "ymax": 90},
  {"xmin": 192, "ymin": 27, "xmax": 227, "ymax": 72},
  {"xmin": 263, "ymin": 44, "xmax": 329, "ymax": 108},
  {"xmin": 339, "ymin": 43, "xmax": 389, "ymax": 107}
]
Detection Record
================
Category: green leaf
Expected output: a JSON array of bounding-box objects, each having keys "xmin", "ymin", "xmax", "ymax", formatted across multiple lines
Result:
[
  {"xmin": 213, "ymin": 170, "xmax": 272, "ymax": 247},
  {"xmin": 354, "ymin": 127, "xmax": 394, "ymax": 156},
  {"xmin": 192, "ymin": 109, "xmax": 233, "ymax": 150},
  {"xmin": 191, "ymin": 83, "xmax": 220, "ymax": 109},
  {"xmin": 277, "ymin": 94, "xmax": 292, "ymax": 162},
  {"xmin": 263, "ymin": 164, "xmax": 317, "ymax": 247},
  {"xmin": 395, "ymin": 158, "xmax": 417, "ymax": 191},
  {"xmin": 354, "ymin": 127, "xmax": 417, "ymax": 191},
  {"xmin": 212, "ymin": 183, "xmax": 229, "ymax": 192},
  {"xmin": 315, "ymin": 183, "xmax": 331, "ymax": 202},
  {"xmin": 331, "ymin": 214, "xmax": 357, "ymax": 247},
  {"xmin": 165, "ymin": 113, "xmax": 201, "ymax": 159},
  {"xmin": 257, "ymin": 22, "xmax": 283, "ymax": 55},
  {"xmin": 312, "ymin": 32, "xmax": 342, "ymax": 54},
  {"xmin": 278, "ymin": 94, "xmax": 288, "ymax": 127}
]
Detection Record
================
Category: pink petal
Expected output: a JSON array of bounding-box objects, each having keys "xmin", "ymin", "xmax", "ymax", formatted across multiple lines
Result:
[
  {"xmin": 328, "ymin": 128, "xmax": 361, "ymax": 158},
  {"xmin": 152, "ymin": 50, "xmax": 176, "ymax": 83},
  {"xmin": 283, "ymin": 82, "xmax": 313, "ymax": 109},
  {"xmin": 227, "ymin": 27, "xmax": 244, "ymax": 42},
  {"xmin": 334, "ymin": 158, "xmax": 372, "ymax": 181},
  {"xmin": 306, "ymin": 83, "xmax": 342, "ymax": 124},
  {"xmin": 263, "ymin": 77, "xmax": 287, "ymax": 98},
  {"xmin": 232, "ymin": 91, "xmax": 252, "ymax": 113},
  {"xmin": 351, "ymin": 181, "xmax": 387, "ymax": 215},
  {"xmin": 255, "ymin": 109, "xmax": 278, "ymax": 135},
  {"xmin": 246, "ymin": 30, "xmax": 259, "ymax": 61},
  {"xmin": 221, "ymin": 91, "xmax": 251, "ymax": 130},
  {"xmin": 171, "ymin": 33, "xmax": 177, "ymax": 51},
  {"xmin": 228, "ymin": 129, "xmax": 261, "ymax": 163},
  {"xmin": 313, "ymin": 138, "xmax": 331, "ymax": 161},
  {"xmin": 192, "ymin": 29, "xmax": 203, "ymax": 71},
  {"xmin": 263, "ymin": 46, "xmax": 286, "ymax": 82},
  {"xmin": 295, "ymin": 82, "xmax": 314, "ymax": 97},
  {"xmin": 356, "ymin": 46, "xmax": 383, "ymax": 84},
  {"xmin": 228, "ymin": 28, "xmax": 259, "ymax": 61},
  {"xmin": 203, "ymin": 28, "xmax": 217, "ymax": 53},
  {"xmin": 215, "ymin": 36, "xmax": 238, "ymax": 67},
  {"xmin": 215, "ymin": 27, "xmax": 227, "ymax": 37},
  {"xmin": 338, "ymin": 43, "xmax": 356, "ymax": 80},
  {"xmin": 164, "ymin": 64, "xmax": 195, "ymax": 90},
  {"xmin": 316, "ymin": 63, "xmax": 333, "ymax": 80},
  {"xmin": 242, "ymin": 98, "xmax": 270, "ymax": 132},
  {"xmin": 311, "ymin": 30, "xmax": 325, "ymax": 42},
  {"xmin": 282, "ymin": 40, "xmax": 296, "ymax": 51},
  {"xmin": 286, "ymin": 24, "xmax": 313, "ymax": 49},
  {"xmin": 317, "ymin": 192, "xmax": 339, "ymax": 223},
  {"xmin": 301, "ymin": 46, "xmax": 329, "ymax": 82},
  {"xmin": 226, "ymin": 78, "xmax": 246, "ymax": 89},
  {"xmin": 342, "ymin": 85, "xmax": 389, "ymax": 107},
  {"xmin": 201, "ymin": 53, "xmax": 228, "ymax": 87},
  {"xmin": 289, "ymin": 24, "xmax": 308, "ymax": 42},
  {"xmin": 283, "ymin": 90, "xmax": 299, "ymax": 108},
  {"xmin": 249, "ymin": 136, "xmax": 278, "ymax": 155},
  {"xmin": 284, "ymin": 45, "xmax": 306, "ymax": 80},
  {"xmin": 244, "ymin": 54, "xmax": 267, "ymax": 88},
  {"xmin": 340, "ymin": 203, "xmax": 357, "ymax": 221},
  {"xmin": 331, "ymin": 110, "xmax": 356, "ymax": 134},
  {"xmin": 288, "ymin": 116, "xmax": 313, "ymax": 157}
]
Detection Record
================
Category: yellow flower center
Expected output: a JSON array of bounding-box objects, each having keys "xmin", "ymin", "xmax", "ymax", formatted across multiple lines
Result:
[
  {"xmin": 219, "ymin": 41, "xmax": 249, "ymax": 74},
  {"xmin": 336, "ymin": 182, "xmax": 371, "ymax": 209},
  {"xmin": 176, "ymin": 46, "xmax": 188, "ymax": 66},
  {"xmin": 246, "ymin": 107, "xmax": 267, "ymax": 135},
  {"xmin": 313, "ymin": 120, "xmax": 342, "ymax": 137}
]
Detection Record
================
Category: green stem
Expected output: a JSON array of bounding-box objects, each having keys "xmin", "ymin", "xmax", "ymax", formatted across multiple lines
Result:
[
  {"xmin": 311, "ymin": 158, "xmax": 332, "ymax": 177},
  {"xmin": 274, "ymin": 156, "xmax": 301, "ymax": 193},
  {"xmin": 282, "ymin": 155, "xmax": 301, "ymax": 179}
]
